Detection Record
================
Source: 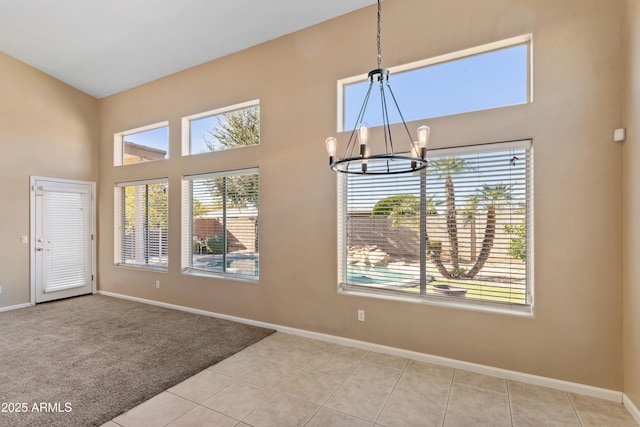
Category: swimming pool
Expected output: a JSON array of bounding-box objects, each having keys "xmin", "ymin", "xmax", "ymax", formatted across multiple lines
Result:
[{"xmin": 347, "ymin": 265, "xmax": 419, "ymax": 288}]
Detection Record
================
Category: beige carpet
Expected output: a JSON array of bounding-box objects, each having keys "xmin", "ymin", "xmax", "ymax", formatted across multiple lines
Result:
[{"xmin": 0, "ymin": 294, "xmax": 274, "ymax": 427}]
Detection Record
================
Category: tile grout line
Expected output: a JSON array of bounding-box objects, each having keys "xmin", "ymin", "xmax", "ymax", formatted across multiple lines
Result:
[
  {"xmin": 163, "ymin": 387, "xmax": 245, "ymax": 427},
  {"xmin": 236, "ymin": 384, "xmax": 277, "ymax": 425},
  {"xmin": 440, "ymin": 367, "xmax": 456, "ymax": 426},
  {"xmin": 505, "ymin": 378, "xmax": 514, "ymax": 426},
  {"xmin": 308, "ymin": 344, "xmax": 374, "ymax": 424},
  {"xmin": 567, "ymin": 392, "xmax": 585, "ymax": 427},
  {"xmin": 298, "ymin": 342, "xmax": 331, "ymax": 427},
  {"xmin": 243, "ymin": 339, "xmax": 365, "ymax": 427},
  {"xmin": 236, "ymin": 340, "xmax": 305, "ymax": 424},
  {"xmin": 208, "ymin": 345, "xmax": 283, "ymax": 426},
  {"xmin": 372, "ymin": 357, "xmax": 411, "ymax": 426}
]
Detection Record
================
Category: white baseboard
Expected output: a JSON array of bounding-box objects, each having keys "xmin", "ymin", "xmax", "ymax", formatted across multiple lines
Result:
[
  {"xmin": 624, "ymin": 393, "xmax": 640, "ymax": 424},
  {"xmin": 98, "ymin": 291, "xmax": 274, "ymax": 330},
  {"xmin": 0, "ymin": 302, "xmax": 32, "ymax": 313},
  {"xmin": 98, "ymin": 291, "xmax": 623, "ymax": 404}
]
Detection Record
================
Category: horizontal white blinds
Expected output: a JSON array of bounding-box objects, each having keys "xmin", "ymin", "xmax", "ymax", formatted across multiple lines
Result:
[
  {"xmin": 188, "ymin": 170, "xmax": 259, "ymax": 279},
  {"xmin": 340, "ymin": 140, "xmax": 532, "ymax": 307},
  {"xmin": 44, "ymin": 189, "xmax": 90, "ymax": 292},
  {"xmin": 116, "ymin": 180, "xmax": 169, "ymax": 268}
]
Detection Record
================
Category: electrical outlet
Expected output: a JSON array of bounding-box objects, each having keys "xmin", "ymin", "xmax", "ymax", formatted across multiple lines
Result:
[
  {"xmin": 155, "ymin": 280, "xmax": 160, "ymax": 289},
  {"xmin": 357, "ymin": 309, "xmax": 365, "ymax": 321}
]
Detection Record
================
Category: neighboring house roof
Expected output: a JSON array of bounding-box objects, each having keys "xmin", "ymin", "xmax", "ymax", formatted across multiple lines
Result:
[{"xmin": 124, "ymin": 141, "xmax": 167, "ymax": 162}]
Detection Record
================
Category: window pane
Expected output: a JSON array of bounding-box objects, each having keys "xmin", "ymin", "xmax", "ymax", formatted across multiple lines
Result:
[
  {"xmin": 122, "ymin": 126, "xmax": 169, "ymax": 164},
  {"xmin": 188, "ymin": 104, "xmax": 260, "ymax": 155},
  {"xmin": 117, "ymin": 181, "xmax": 168, "ymax": 269},
  {"xmin": 340, "ymin": 142, "xmax": 531, "ymax": 308},
  {"xmin": 188, "ymin": 170, "xmax": 259, "ymax": 279},
  {"xmin": 344, "ymin": 44, "xmax": 529, "ymax": 130}
]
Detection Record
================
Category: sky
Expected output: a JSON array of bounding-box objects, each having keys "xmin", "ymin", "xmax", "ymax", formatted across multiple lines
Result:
[{"xmin": 344, "ymin": 44, "xmax": 528, "ymax": 130}]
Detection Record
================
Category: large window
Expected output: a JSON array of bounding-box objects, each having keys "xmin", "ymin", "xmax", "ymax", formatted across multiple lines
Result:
[
  {"xmin": 114, "ymin": 179, "xmax": 168, "ymax": 269},
  {"xmin": 339, "ymin": 141, "xmax": 532, "ymax": 311},
  {"xmin": 182, "ymin": 100, "xmax": 260, "ymax": 155},
  {"xmin": 340, "ymin": 35, "xmax": 531, "ymax": 131},
  {"xmin": 114, "ymin": 122, "xmax": 169, "ymax": 166},
  {"xmin": 182, "ymin": 169, "xmax": 259, "ymax": 280}
]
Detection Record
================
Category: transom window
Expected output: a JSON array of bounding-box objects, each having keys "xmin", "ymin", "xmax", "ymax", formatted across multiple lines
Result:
[
  {"xmin": 182, "ymin": 100, "xmax": 260, "ymax": 155},
  {"xmin": 340, "ymin": 35, "xmax": 531, "ymax": 131},
  {"xmin": 114, "ymin": 122, "xmax": 169, "ymax": 166},
  {"xmin": 114, "ymin": 179, "xmax": 168, "ymax": 269},
  {"xmin": 338, "ymin": 141, "xmax": 532, "ymax": 312},
  {"xmin": 182, "ymin": 168, "xmax": 259, "ymax": 280}
]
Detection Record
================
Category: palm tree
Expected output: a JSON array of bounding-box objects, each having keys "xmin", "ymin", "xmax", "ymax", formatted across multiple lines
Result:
[
  {"xmin": 429, "ymin": 157, "xmax": 473, "ymax": 269},
  {"xmin": 463, "ymin": 184, "xmax": 512, "ymax": 279},
  {"xmin": 462, "ymin": 195, "xmax": 479, "ymax": 261}
]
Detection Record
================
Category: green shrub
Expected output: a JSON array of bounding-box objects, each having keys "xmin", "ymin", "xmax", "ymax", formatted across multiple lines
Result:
[
  {"xmin": 206, "ymin": 235, "xmax": 228, "ymax": 254},
  {"xmin": 504, "ymin": 219, "xmax": 526, "ymax": 261}
]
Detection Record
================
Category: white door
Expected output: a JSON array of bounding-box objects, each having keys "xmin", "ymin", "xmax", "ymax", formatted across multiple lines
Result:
[{"xmin": 31, "ymin": 177, "xmax": 96, "ymax": 304}]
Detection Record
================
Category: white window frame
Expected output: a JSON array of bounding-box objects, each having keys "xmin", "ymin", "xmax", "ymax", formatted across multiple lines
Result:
[
  {"xmin": 337, "ymin": 34, "xmax": 533, "ymax": 132},
  {"xmin": 181, "ymin": 99, "xmax": 260, "ymax": 156},
  {"xmin": 114, "ymin": 121, "xmax": 170, "ymax": 166},
  {"xmin": 337, "ymin": 140, "xmax": 534, "ymax": 315},
  {"xmin": 114, "ymin": 178, "xmax": 169, "ymax": 271},
  {"xmin": 182, "ymin": 167, "xmax": 259, "ymax": 281}
]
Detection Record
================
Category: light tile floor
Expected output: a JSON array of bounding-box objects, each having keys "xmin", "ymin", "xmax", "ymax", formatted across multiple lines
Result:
[{"xmin": 106, "ymin": 333, "xmax": 638, "ymax": 427}]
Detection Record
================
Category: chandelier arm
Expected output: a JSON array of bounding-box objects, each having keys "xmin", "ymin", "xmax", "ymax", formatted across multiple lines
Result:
[
  {"xmin": 386, "ymin": 81, "xmax": 416, "ymax": 144},
  {"xmin": 378, "ymin": 80, "xmax": 393, "ymax": 155},
  {"xmin": 344, "ymin": 80, "xmax": 375, "ymax": 161},
  {"xmin": 379, "ymin": 86, "xmax": 393, "ymax": 173}
]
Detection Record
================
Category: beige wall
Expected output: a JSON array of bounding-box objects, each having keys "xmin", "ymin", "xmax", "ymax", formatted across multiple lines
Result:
[
  {"xmin": 0, "ymin": 52, "xmax": 99, "ymax": 308},
  {"xmin": 623, "ymin": 0, "xmax": 640, "ymax": 408},
  {"xmin": 96, "ymin": 0, "xmax": 625, "ymax": 389}
]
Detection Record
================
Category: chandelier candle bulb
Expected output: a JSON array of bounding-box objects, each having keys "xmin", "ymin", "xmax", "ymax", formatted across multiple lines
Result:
[
  {"xmin": 362, "ymin": 146, "xmax": 371, "ymax": 172},
  {"xmin": 411, "ymin": 144, "xmax": 419, "ymax": 169},
  {"xmin": 417, "ymin": 125, "xmax": 430, "ymax": 158},
  {"xmin": 358, "ymin": 124, "xmax": 368, "ymax": 156},
  {"xmin": 325, "ymin": 137, "xmax": 337, "ymax": 164}
]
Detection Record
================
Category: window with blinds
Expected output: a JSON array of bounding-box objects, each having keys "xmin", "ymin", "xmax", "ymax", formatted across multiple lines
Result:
[
  {"xmin": 182, "ymin": 168, "xmax": 259, "ymax": 280},
  {"xmin": 339, "ymin": 140, "xmax": 532, "ymax": 310},
  {"xmin": 114, "ymin": 179, "xmax": 169, "ymax": 269}
]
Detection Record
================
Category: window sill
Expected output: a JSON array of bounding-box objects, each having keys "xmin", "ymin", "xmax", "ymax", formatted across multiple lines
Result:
[
  {"xmin": 339, "ymin": 284, "xmax": 534, "ymax": 318},
  {"xmin": 182, "ymin": 268, "xmax": 258, "ymax": 283},
  {"xmin": 115, "ymin": 263, "xmax": 168, "ymax": 273}
]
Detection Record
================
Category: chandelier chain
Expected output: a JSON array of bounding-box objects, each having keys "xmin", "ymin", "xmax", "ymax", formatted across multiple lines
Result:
[{"xmin": 376, "ymin": 0, "xmax": 382, "ymax": 69}]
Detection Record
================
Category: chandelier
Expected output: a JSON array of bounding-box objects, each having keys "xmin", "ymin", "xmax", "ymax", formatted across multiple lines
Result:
[{"xmin": 325, "ymin": 0, "xmax": 430, "ymax": 175}]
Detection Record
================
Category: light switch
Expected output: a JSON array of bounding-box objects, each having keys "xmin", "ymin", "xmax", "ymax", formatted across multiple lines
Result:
[{"xmin": 21, "ymin": 236, "xmax": 28, "ymax": 244}]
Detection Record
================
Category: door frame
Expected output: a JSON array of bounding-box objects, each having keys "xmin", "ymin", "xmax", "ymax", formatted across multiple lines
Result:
[{"xmin": 30, "ymin": 176, "xmax": 97, "ymax": 305}]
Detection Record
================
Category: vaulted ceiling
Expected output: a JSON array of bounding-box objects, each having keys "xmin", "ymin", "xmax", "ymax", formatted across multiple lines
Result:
[{"xmin": 0, "ymin": 0, "xmax": 375, "ymax": 98}]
